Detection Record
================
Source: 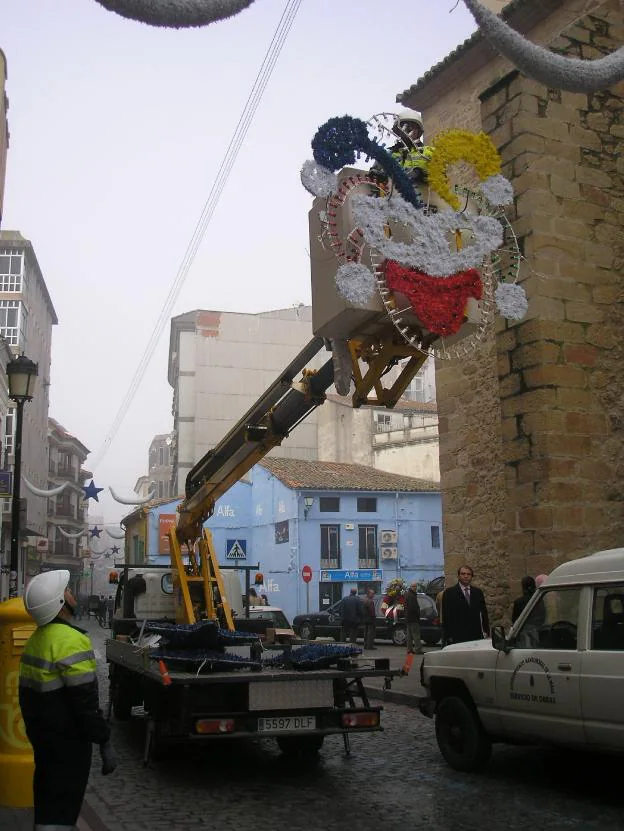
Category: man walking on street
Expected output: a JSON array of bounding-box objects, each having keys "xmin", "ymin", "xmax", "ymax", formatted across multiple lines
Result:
[
  {"xmin": 19, "ymin": 569, "xmax": 117, "ymax": 830},
  {"xmin": 340, "ymin": 587, "xmax": 363, "ymax": 644},
  {"xmin": 405, "ymin": 581, "xmax": 423, "ymax": 654},
  {"xmin": 442, "ymin": 565, "xmax": 490, "ymax": 644},
  {"xmin": 363, "ymin": 589, "xmax": 377, "ymax": 650}
]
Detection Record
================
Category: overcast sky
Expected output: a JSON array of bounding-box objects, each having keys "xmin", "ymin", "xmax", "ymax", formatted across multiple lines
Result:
[{"xmin": 1, "ymin": 0, "xmax": 476, "ymax": 525}]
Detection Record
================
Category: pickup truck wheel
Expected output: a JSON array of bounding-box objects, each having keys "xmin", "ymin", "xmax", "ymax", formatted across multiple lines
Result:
[
  {"xmin": 276, "ymin": 736, "xmax": 324, "ymax": 757},
  {"xmin": 299, "ymin": 623, "xmax": 315, "ymax": 641},
  {"xmin": 435, "ymin": 695, "xmax": 491, "ymax": 772},
  {"xmin": 391, "ymin": 625, "xmax": 407, "ymax": 646}
]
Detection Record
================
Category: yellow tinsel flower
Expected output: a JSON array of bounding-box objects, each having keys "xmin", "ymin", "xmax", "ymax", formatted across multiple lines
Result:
[{"xmin": 427, "ymin": 129, "xmax": 502, "ymax": 210}]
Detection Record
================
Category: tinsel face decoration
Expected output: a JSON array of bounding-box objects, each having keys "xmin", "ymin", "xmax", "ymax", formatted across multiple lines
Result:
[
  {"xmin": 93, "ymin": 0, "xmax": 256, "ymax": 28},
  {"xmin": 351, "ymin": 193, "xmax": 504, "ymax": 277},
  {"xmin": 462, "ymin": 0, "xmax": 624, "ymax": 93},
  {"xmin": 302, "ymin": 111, "xmax": 528, "ymax": 363}
]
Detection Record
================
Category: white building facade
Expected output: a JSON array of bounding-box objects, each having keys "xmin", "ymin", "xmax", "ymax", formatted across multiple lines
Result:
[{"xmin": 168, "ymin": 306, "xmax": 321, "ymax": 494}]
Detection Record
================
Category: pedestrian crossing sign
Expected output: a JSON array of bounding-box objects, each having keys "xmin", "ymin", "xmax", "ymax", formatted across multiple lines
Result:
[{"xmin": 226, "ymin": 539, "xmax": 247, "ymax": 560}]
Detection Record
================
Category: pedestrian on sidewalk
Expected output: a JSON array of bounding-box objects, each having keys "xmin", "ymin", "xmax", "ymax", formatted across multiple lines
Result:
[
  {"xmin": 511, "ymin": 575, "xmax": 536, "ymax": 623},
  {"xmin": 363, "ymin": 589, "xmax": 377, "ymax": 650},
  {"xmin": 405, "ymin": 582, "xmax": 423, "ymax": 654},
  {"xmin": 340, "ymin": 588, "xmax": 363, "ymax": 643},
  {"xmin": 442, "ymin": 565, "xmax": 490, "ymax": 644},
  {"xmin": 19, "ymin": 570, "xmax": 117, "ymax": 830}
]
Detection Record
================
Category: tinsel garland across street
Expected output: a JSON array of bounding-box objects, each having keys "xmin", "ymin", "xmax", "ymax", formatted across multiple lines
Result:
[
  {"xmin": 462, "ymin": 0, "xmax": 624, "ymax": 93},
  {"xmin": 384, "ymin": 261, "xmax": 483, "ymax": 337},
  {"xmin": 351, "ymin": 193, "xmax": 504, "ymax": 277},
  {"xmin": 94, "ymin": 0, "xmax": 256, "ymax": 28}
]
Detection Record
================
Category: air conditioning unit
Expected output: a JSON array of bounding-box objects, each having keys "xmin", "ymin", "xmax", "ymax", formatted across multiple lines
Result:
[
  {"xmin": 381, "ymin": 546, "xmax": 398, "ymax": 560},
  {"xmin": 380, "ymin": 530, "xmax": 397, "ymax": 544}
]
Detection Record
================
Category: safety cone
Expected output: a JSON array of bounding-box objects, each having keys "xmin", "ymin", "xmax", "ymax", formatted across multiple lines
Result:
[{"xmin": 158, "ymin": 659, "xmax": 172, "ymax": 686}]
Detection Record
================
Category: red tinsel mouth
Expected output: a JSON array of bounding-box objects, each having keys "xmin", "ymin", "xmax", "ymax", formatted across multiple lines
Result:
[{"xmin": 383, "ymin": 260, "xmax": 483, "ymax": 337}]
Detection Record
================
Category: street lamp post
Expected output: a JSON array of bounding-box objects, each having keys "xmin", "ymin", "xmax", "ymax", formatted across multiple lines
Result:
[{"xmin": 7, "ymin": 354, "xmax": 38, "ymax": 598}]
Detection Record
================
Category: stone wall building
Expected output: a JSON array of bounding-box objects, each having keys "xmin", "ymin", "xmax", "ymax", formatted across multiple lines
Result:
[{"xmin": 398, "ymin": 0, "xmax": 623, "ymax": 622}]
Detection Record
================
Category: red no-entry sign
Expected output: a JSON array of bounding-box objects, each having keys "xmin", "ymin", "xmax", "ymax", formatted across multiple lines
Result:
[{"xmin": 302, "ymin": 565, "xmax": 312, "ymax": 583}]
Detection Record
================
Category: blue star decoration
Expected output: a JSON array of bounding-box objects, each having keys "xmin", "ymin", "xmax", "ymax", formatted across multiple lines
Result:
[
  {"xmin": 111, "ymin": 545, "xmax": 120, "ymax": 555},
  {"xmin": 90, "ymin": 526, "xmax": 102, "ymax": 539},
  {"xmin": 83, "ymin": 479, "xmax": 104, "ymax": 502}
]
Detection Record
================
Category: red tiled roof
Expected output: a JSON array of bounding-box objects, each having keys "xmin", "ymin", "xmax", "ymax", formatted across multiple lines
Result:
[{"xmin": 258, "ymin": 458, "xmax": 439, "ymax": 492}]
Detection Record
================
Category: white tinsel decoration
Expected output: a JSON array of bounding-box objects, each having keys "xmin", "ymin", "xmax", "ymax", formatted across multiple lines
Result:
[
  {"xmin": 495, "ymin": 282, "xmax": 528, "ymax": 320},
  {"xmin": 351, "ymin": 193, "xmax": 503, "ymax": 276},
  {"xmin": 462, "ymin": 0, "xmax": 624, "ymax": 93},
  {"xmin": 335, "ymin": 262, "xmax": 377, "ymax": 304},
  {"xmin": 481, "ymin": 174, "xmax": 514, "ymax": 206},
  {"xmin": 23, "ymin": 477, "xmax": 68, "ymax": 497},
  {"xmin": 300, "ymin": 160, "xmax": 338, "ymax": 198},
  {"xmin": 94, "ymin": 0, "xmax": 255, "ymax": 28}
]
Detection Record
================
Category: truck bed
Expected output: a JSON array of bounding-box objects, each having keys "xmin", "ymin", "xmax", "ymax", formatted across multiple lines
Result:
[{"xmin": 106, "ymin": 637, "xmax": 400, "ymax": 685}]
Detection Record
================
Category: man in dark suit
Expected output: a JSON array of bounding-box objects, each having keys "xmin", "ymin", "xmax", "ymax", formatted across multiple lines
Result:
[{"xmin": 442, "ymin": 565, "xmax": 490, "ymax": 644}]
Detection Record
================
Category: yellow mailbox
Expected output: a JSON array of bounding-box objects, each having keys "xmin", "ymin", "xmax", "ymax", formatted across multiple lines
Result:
[{"xmin": 0, "ymin": 597, "xmax": 35, "ymax": 808}]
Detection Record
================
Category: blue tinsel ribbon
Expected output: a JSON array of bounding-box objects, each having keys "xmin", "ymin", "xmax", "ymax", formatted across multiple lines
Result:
[{"xmin": 311, "ymin": 115, "xmax": 423, "ymax": 210}]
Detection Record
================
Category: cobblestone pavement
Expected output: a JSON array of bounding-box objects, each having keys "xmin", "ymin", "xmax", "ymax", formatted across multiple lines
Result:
[{"xmin": 83, "ymin": 621, "xmax": 623, "ymax": 831}]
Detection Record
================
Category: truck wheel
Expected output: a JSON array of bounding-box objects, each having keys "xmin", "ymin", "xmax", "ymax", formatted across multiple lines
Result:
[
  {"xmin": 435, "ymin": 695, "xmax": 492, "ymax": 772},
  {"xmin": 276, "ymin": 735, "xmax": 324, "ymax": 757},
  {"xmin": 112, "ymin": 677, "xmax": 133, "ymax": 721},
  {"xmin": 299, "ymin": 623, "xmax": 315, "ymax": 641},
  {"xmin": 392, "ymin": 625, "xmax": 407, "ymax": 646}
]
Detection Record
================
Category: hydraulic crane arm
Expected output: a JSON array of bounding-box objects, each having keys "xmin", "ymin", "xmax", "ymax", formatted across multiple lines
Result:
[{"xmin": 176, "ymin": 337, "xmax": 334, "ymax": 542}]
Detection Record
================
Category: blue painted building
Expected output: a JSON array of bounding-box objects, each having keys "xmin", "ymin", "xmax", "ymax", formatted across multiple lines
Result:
[{"xmin": 136, "ymin": 459, "xmax": 443, "ymax": 622}]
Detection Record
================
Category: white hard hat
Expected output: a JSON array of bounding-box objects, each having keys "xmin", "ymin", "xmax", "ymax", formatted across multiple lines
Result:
[
  {"xmin": 24, "ymin": 570, "xmax": 70, "ymax": 626},
  {"xmin": 394, "ymin": 108, "xmax": 424, "ymax": 134}
]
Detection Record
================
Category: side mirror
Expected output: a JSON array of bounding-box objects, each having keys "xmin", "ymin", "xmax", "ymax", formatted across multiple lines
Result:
[{"xmin": 491, "ymin": 625, "xmax": 510, "ymax": 653}]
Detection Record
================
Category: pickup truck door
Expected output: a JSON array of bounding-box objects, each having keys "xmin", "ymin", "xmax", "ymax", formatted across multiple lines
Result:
[
  {"xmin": 581, "ymin": 584, "xmax": 624, "ymax": 750},
  {"xmin": 494, "ymin": 587, "xmax": 584, "ymax": 744}
]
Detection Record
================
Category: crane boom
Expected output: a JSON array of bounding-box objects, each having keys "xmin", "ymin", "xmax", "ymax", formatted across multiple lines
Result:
[{"xmin": 176, "ymin": 337, "xmax": 334, "ymax": 542}]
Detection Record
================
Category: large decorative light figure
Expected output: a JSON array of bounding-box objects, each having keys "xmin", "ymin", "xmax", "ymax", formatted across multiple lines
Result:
[{"xmin": 7, "ymin": 354, "xmax": 38, "ymax": 598}]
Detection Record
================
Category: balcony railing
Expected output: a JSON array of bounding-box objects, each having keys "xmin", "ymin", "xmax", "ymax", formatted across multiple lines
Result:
[
  {"xmin": 358, "ymin": 558, "xmax": 379, "ymax": 569},
  {"xmin": 56, "ymin": 465, "xmax": 77, "ymax": 479},
  {"xmin": 320, "ymin": 558, "xmax": 340, "ymax": 569}
]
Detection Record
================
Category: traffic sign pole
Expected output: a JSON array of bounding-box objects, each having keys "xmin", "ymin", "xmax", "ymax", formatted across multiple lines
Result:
[{"xmin": 301, "ymin": 565, "xmax": 312, "ymax": 614}]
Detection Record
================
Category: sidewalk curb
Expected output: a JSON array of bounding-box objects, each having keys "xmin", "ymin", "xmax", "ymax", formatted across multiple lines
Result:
[{"xmin": 363, "ymin": 684, "xmax": 423, "ymax": 710}]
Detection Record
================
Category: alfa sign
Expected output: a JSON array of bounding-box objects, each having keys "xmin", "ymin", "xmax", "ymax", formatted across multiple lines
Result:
[{"xmin": 319, "ymin": 569, "xmax": 383, "ymax": 582}]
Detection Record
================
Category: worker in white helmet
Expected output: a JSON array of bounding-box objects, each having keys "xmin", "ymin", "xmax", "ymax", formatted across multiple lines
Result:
[
  {"xmin": 371, "ymin": 108, "xmax": 434, "ymax": 189},
  {"xmin": 19, "ymin": 570, "xmax": 116, "ymax": 830}
]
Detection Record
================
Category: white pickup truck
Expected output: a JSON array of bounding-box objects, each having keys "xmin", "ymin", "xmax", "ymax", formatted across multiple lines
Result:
[{"xmin": 420, "ymin": 548, "xmax": 624, "ymax": 771}]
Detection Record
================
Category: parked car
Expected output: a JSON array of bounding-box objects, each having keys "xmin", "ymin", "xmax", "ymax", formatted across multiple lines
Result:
[
  {"xmin": 234, "ymin": 606, "xmax": 295, "ymax": 639},
  {"xmin": 292, "ymin": 593, "xmax": 441, "ymax": 646},
  {"xmin": 425, "ymin": 575, "xmax": 445, "ymax": 600}
]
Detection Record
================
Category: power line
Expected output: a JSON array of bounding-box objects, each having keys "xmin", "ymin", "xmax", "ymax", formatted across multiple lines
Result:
[{"xmin": 91, "ymin": 0, "xmax": 304, "ymax": 469}]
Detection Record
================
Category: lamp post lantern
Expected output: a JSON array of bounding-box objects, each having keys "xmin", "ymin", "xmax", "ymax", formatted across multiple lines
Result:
[{"xmin": 7, "ymin": 354, "xmax": 38, "ymax": 598}]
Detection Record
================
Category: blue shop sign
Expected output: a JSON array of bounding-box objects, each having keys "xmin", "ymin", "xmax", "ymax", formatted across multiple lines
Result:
[{"xmin": 320, "ymin": 569, "xmax": 383, "ymax": 582}]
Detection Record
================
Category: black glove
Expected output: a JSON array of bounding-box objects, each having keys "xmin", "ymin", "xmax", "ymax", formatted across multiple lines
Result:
[{"xmin": 100, "ymin": 741, "xmax": 117, "ymax": 775}]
